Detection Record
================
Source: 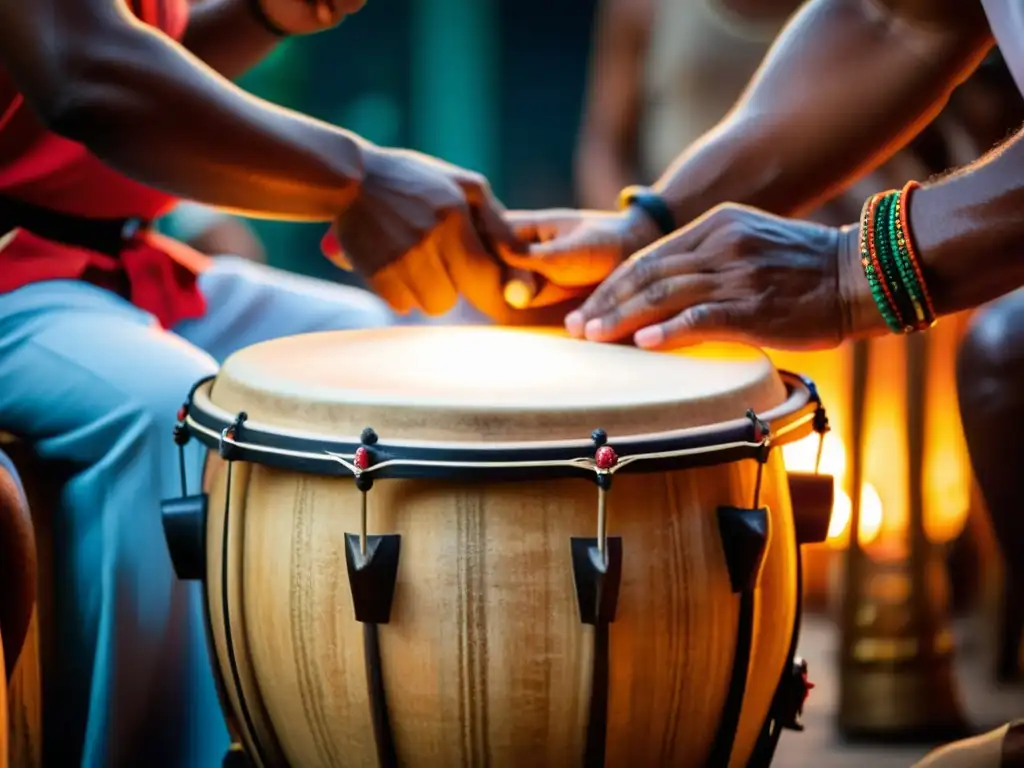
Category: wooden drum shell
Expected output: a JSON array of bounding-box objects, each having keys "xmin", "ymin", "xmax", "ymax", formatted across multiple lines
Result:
[{"xmin": 204, "ymin": 450, "xmax": 798, "ymax": 768}]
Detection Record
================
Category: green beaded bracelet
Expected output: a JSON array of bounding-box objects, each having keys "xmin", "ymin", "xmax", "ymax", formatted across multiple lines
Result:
[
  {"xmin": 860, "ymin": 184, "xmax": 938, "ymax": 335},
  {"xmin": 889, "ymin": 192, "xmax": 932, "ymax": 328},
  {"xmin": 859, "ymin": 193, "xmax": 903, "ymax": 333},
  {"xmin": 873, "ymin": 193, "xmax": 916, "ymax": 332}
]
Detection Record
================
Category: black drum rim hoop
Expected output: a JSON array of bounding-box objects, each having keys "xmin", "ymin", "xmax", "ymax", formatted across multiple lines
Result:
[{"xmin": 183, "ymin": 369, "xmax": 821, "ymax": 482}]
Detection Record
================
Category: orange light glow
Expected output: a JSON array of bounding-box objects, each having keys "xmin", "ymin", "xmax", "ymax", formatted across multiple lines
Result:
[
  {"xmin": 773, "ymin": 320, "xmax": 973, "ymax": 550},
  {"xmin": 921, "ymin": 316, "xmax": 973, "ymax": 543},
  {"xmin": 782, "ymin": 430, "xmax": 847, "ymax": 480},
  {"xmin": 825, "ymin": 483, "xmax": 884, "ymax": 547}
]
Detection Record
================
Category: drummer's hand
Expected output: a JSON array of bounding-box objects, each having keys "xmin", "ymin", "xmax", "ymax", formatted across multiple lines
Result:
[
  {"xmin": 565, "ymin": 204, "xmax": 854, "ymax": 351},
  {"xmin": 258, "ymin": 0, "xmax": 363, "ymax": 34},
  {"xmin": 501, "ymin": 208, "xmax": 662, "ymax": 288},
  {"xmin": 328, "ymin": 147, "xmax": 524, "ymax": 317}
]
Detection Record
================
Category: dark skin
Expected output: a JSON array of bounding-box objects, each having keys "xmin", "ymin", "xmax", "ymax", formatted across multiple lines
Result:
[
  {"xmin": 0, "ymin": 0, "xmax": 363, "ymax": 218},
  {"xmin": 0, "ymin": 0, "xmax": 566, "ymax": 321},
  {"xmin": 557, "ymin": 12, "xmax": 1024, "ymax": 758},
  {"xmin": 508, "ymin": 0, "xmax": 1001, "ymax": 347},
  {"xmin": 513, "ymin": 4, "xmax": 1024, "ymax": 713},
  {"xmin": 182, "ymin": 0, "xmax": 284, "ymax": 78},
  {"xmin": 556, "ymin": 124, "xmax": 1024, "ymax": 349}
]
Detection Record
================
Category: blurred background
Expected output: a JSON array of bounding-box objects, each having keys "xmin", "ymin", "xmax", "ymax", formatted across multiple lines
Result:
[{"xmin": 160, "ymin": 2, "xmax": 1024, "ymax": 764}]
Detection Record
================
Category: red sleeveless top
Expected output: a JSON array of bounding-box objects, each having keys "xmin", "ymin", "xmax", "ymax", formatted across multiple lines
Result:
[{"xmin": 0, "ymin": 0, "xmax": 210, "ymax": 328}]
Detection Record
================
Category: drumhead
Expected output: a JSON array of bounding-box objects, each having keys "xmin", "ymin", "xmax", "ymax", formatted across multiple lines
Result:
[{"xmin": 207, "ymin": 327, "xmax": 787, "ymax": 443}]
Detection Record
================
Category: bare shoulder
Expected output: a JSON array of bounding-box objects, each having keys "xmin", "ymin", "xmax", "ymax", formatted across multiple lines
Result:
[
  {"xmin": 0, "ymin": 0, "xmax": 132, "ymax": 126},
  {"xmin": 0, "ymin": 0, "xmax": 124, "ymax": 32}
]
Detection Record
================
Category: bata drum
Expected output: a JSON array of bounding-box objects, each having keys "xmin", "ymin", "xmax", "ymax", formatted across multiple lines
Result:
[{"xmin": 161, "ymin": 327, "xmax": 833, "ymax": 768}]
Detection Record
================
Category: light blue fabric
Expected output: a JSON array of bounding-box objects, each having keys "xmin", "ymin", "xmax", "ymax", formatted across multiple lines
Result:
[{"xmin": 0, "ymin": 257, "xmax": 394, "ymax": 767}]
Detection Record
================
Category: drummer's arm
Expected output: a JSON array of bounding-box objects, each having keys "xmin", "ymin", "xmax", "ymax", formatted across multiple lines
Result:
[
  {"xmin": 843, "ymin": 126, "xmax": 1024, "ymax": 336},
  {"xmin": 182, "ymin": 0, "xmax": 283, "ymax": 79},
  {"xmin": 0, "ymin": 0, "xmax": 373, "ymax": 220},
  {"xmin": 646, "ymin": 0, "xmax": 992, "ymax": 225}
]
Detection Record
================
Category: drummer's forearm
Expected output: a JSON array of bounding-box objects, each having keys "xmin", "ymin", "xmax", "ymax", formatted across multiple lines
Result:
[
  {"xmin": 908, "ymin": 128, "xmax": 1024, "ymax": 315},
  {"xmin": 10, "ymin": 3, "xmax": 373, "ymax": 220},
  {"xmin": 183, "ymin": 0, "xmax": 282, "ymax": 79},
  {"xmin": 840, "ymin": 128, "xmax": 1024, "ymax": 337},
  {"xmin": 651, "ymin": 0, "xmax": 991, "ymax": 227}
]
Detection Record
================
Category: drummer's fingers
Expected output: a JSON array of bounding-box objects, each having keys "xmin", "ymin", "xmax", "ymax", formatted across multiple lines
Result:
[
  {"xmin": 455, "ymin": 170, "xmax": 503, "ymax": 213},
  {"xmin": 504, "ymin": 209, "xmax": 579, "ymax": 243},
  {"xmin": 444, "ymin": 216, "xmax": 507, "ymax": 317},
  {"xmin": 501, "ymin": 244, "xmax": 616, "ymax": 286},
  {"xmin": 527, "ymin": 280, "xmax": 585, "ymax": 308},
  {"xmin": 394, "ymin": 245, "xmax": 459, "ymax": 316},
  {"xmin": 568, "ymin": 250, "xmax": 699, "ymax": 335},
  {"xmin": 459, "ymin": 178, "xmax": 527, "ymax": 258},
  {"xmin": 367, "ymin": 263, "xmax": 421, "ymax": 316},
  {"xmin": 503, "ymin": 269, "xmax": 538, "ymax": 309},
  {"xmin": 503, "ymin": 215, "xmax": 626, "ymax": 287},
  {"xmin": 633, "ymin": 301, "xmax": 752, "ymax": 350},
  {"xmin": 448, "ymin": 217, "xmax": 587, "ymax": 322},
  {"xmin": 581, "ymin": 274, "xmax": 715, "ymax": 343}
]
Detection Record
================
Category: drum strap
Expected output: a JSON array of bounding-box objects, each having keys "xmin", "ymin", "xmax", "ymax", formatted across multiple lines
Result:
[
  {"xmin": 706, "ymin": 505, "xmax": 771, "ymax": 768},
  {"xmin": 161, "ymin": 402, "xmax": 278, "ymax": 767},
  {"xmin": 570, "ymin": 536, "xmax": 624, "ymax": 768},
  {"xmin": 708, "ymin": 511, "xmax": 811, "ymax": 768},
  {"xmin": 344, "ymin": 529, "xmax": 402, "ymax": 768},
  {"xmin": 360, "ymin": 624, "xmax": 399, "ymax": 768},
  {"xmin": 344, "ymin": 433, "xmax": 403, "ymax": 768},
  {"xmin": 219, "ymin": 455, "xmax": 275, "ymax": 768},
  {"xmin": 707, "ymin": 589, "xmax": 758, "ymax": 766},
  {"xmin": 748, "ymin": 395, "xmax": 829, "ymax": 766},
  {"xmin": 746, "ymin": 554, "xmax": 807, "ymax": 767}
]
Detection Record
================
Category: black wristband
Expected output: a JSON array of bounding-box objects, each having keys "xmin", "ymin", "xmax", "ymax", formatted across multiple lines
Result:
[
  {"xmin": 245, "ymin": 0, "xmax": 290, "ymax": 37},
  {"xmin": 617, "ymin": 185, "xmax": 677, "ymax": 236}
]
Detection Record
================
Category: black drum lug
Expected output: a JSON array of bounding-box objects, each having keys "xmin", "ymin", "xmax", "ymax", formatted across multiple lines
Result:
[
  {"xmin": 717, "ymin": 505, "xmax": 770, "ymax": 594},
  {"xmin": 161, "ymin": 493, "xmax": 208, "ymax": 581},
  {"xmin": 345, "ymin": 533, "xmax": 401, "ymax": 625}
]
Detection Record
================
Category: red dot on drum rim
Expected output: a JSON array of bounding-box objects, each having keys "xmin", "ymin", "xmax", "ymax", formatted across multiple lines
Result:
[
  {"xmin": 595, "ymin": 445, "xmax": 618, "ymax": 470},
  {"xmin": 176, "ymin": 407, "xmax": 186, "ymax": 422},
  {"xmin": 354, "ymin": 446, "xmax": 372, "ymax": 471},
  {"xmin": 801, "ymin": 670, "xmax": 815, "ymax": 706}
]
